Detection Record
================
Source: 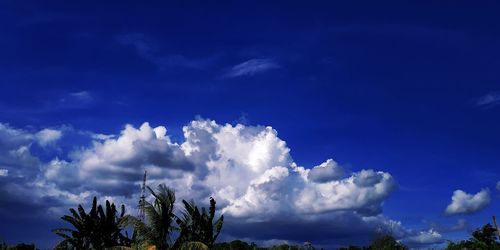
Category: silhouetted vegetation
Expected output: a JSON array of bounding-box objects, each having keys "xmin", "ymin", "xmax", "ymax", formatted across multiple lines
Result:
[
  {"xmin": 125, "ymin": 184, "xmax": 177, "ymax": 249},
  {"xmin": 445, "ymin": 223, "xmax": 500, "ymax": 250},
  {"xmin": 52, "ymin": 197, "xmax": 131, "ymax": 249},
  {"xmin": 35, "ymin": 184, "xmax": 498, "ymax": 249},
  {"xmin": 337, "ymin": 235, "xmax": 407, "ymax": 250},
  {"xmin": 52, "ymin": 184, "xmax": 224, "ymax": 250},
  {"xmin": 368, "ymin": 235, "xmax": 407, "ymax": 250},
  {"xmin": 212, "ymin": 240, "xmax": 261, "ymax": 250},
  {"xmin": 172, "ymin": 198, "xmax": 224, "ymax": 249},
  {"xmin": 0, "ymin": 242, "xmax": 37, "ymax": 250},
  {"xmin": 212, "ymin": 240, "xmax": 313, "ymax": 250}
]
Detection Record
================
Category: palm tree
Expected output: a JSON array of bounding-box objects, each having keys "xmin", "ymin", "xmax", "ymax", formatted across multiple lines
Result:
[
  {"xmin": 53, "ymin": 197, "xmax": 130, "ymax": 249},
  {"xmin": 172, "ymin": 197, "xmax": 224, "ymax": 249},
  {"xmin": 95, "ymin": 200, "xmax": 131, "ymax": 247},
  {"xmin": 126, "ymin": 184, "xmax": 177, "ymax": 250}
]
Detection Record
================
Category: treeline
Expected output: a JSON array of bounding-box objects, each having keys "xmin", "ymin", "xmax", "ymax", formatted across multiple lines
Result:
[
  {"xmin": 213, "ymin": 240, "xmax": 314, "ymax": 250},
  {"xmin": 2, "ymin": 223, "xmax": 500, "ymax": 249},
  {"xmin": 52, "ymin": 184, "xmax": 223, "ymax": 250},
  {"xmin": 1, "ymin": 184, "xmax": 499, "ymax": 249}
]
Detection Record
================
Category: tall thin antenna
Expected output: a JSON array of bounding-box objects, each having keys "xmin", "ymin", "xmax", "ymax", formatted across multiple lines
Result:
[
  {"xmin": 493, "ymin": 215, "xmax": 500, "ymax": 239},
  {"xmin": 139, "ymin": 170, "xmax": 147, "ymax": 222}
]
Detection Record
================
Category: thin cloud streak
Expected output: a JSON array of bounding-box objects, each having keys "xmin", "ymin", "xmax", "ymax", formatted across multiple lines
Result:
[
  {"xmin": 224, "ymin": 58, "xmax": 280, "ymax": 78},
  {"xmin": 117, "ymin": 33, "xmax": 214, "ymax": 70}
]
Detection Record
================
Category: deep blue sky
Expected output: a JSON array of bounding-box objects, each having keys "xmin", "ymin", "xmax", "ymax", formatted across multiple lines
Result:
[{"xmin": 1, "ymin": 1, "xmax": 500, "ymax": 249}]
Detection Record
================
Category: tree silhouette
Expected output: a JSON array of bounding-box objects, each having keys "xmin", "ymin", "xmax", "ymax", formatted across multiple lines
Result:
[
  {"xmin": 52, "ymin": 197, "xmax": 130, "ymax": 249},
  {"xmin": 172, "ymin": 197, "xmax": 224, "ymax": 249},
  {"xmin": 445, "ymin": 223, "xmax": 500, "ymax": 250},
  {"xmin": 368, "ymin": 235, "xmax": 407, "ymax": 250},
  {"xmin": 125, "ymin": 184, "xmax": 177, "ymax": 250}
]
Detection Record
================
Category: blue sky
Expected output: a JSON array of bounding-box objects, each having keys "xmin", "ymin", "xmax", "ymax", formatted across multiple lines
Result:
[{"xmin": 0, "ymin": 1, "xmax": 500, "ymax": 249}]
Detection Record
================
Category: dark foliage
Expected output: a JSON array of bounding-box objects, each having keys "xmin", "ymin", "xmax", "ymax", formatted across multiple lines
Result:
[
  {"xmin": 124, "ymin": 184, "xmax": 177, "ymax": 250},
  {"xmin": 368, "ymin": 235, "xmax": 408, "ymax": 250},
  {"xmin": 445, "ymin": 223, "xmax": 500, "ymax": 250},
  {"xmin": 338, "ymin": 235, "xmax": 408, "ymax": 250},
  {"xmin": 213, "ymin": 240, "xmax": 259, "ymax": 250},
  {"xmin": 213, "ymin": 240, "xmax": 316, "ymax": 250},
  {"xmin": 173, "ymin": 197, "xmax": 224, "ymax": 249},
  {"xmin": 52, "ymin": 197, "xmax": 131, "ymax": 249},
  {"xmin": 0, "ymin": 243, "xmax": 37, "ymax": 250}
]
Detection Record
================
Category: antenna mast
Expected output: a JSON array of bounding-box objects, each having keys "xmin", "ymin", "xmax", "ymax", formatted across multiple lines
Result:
[
  {"xmin": 139, "ymin": 170, "xmax": 147, "ymax": 222},
  {"xmin": 493, "ymin": 215, "xmax": 500, "ymax": 239}
]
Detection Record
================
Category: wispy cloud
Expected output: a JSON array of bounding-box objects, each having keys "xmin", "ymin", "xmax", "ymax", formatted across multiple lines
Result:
[
  {"xmin": 117, "ymin": 33, "xmax": 157, "ymax": 61},
  {"xmin": 117, "ymin": 33, "xmax": 213, "ymax": 70},
  {"xmin": 224, "ymin": 58, "xmax": 279, "ymax": 78},
  {"xmin": 476, "ymin": 91, "xmax": 500, "ymax": 108},
  {"xmin": 58, "ymin": 91, "xmax": 95, "ymax": 109},
  {"xmin": 70, "ymin": 91, "xmax": 93, "ymax": 102}
]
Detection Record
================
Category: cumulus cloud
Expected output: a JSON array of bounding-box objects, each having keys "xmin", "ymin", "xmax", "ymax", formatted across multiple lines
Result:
[
  {"xmin": 0, "ymin": 169, "xmax": 7, "ymax": 176},
  {"xmin": 0, "ymin": 123, "xmax": 39, "ymax": 178},
  {"xmin": 401, "ymin": 229, "xmax": 443, "ymax": 247},
  {"xmin": 224, "ymin": 58, "xmax": 279, "ymax": 78},
  {"xmin": 0, "ymin": 123, "xmax": 34, "ymax": 150},
  {"xmin": 307, "ymin": 159, "xmax": 345, "ymax": 183},
  {"xmin": 0, "ymin": 119, "xmax": 441, "ymax": 248},
  {"xmin": 428, "ymin": 219, "xmax": 468, "ymax": 233},
  {"xmin": 445, "ymin": 189, "xmax": 491, "ymax": 215},
  {"xmin": 48, "ymin": 122, "xmax": 194, "ymax": 195},
  {"xmin": 36, "ymin": 128, "xmax": 62, "ymax": 147},
  {"xmin": 476, "ymin": 91, "xmax": 500, "ymax": 107}
]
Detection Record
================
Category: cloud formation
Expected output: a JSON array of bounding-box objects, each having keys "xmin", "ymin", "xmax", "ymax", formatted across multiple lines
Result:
[
  {"xmin": 117, "ymin": 33, "xmax": 212, "ymax": 70},
  {"xmin": 476, "ymin": 91, "xmax": 500, "ymax": 108},
  {"xmin": 307, "ymin": 159, "xmax": 345, "ymax": 183},
  {"xmin": 224, "ymin": 58, "xmax": 279, "ymax": 78},
  {"xmin": 401, "ymin": 229, "xmax": 443, "ymax": 247},
  {"xmin": 36, "ymin": 128, "xmax": 62, "ymax": 147},
  {"xmin": 0, "ymin": 123, "xmax": 40, "ymax": 178},
  {"xmin": 445, "ymin": 189, "xmax": 490, "ymax": 215},
  {"xmin": 0, "ymin": 119, "xmax": 442, "ymax": 248}
]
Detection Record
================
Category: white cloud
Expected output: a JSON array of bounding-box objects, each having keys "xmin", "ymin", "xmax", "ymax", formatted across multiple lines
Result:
[
  {"xmin": 36, "ymin": 128, "xmax": 62, "ymax": 147},
  {"xmin": 40, "ymin": 120, "xmax": 398, "ymax": 227},
  {"xmin": 224, "ymin": 58, "xmax": 279, "ymax": 78},
  {"xmin": 477, "ymin": 91, "xmax": 500, "ymax": 107},
  {"xmin": 0, "ymin": 123, "xmax": 34, "ymax": 149},
  {"xmin": 52, "ymin": 122, "xmax": 194, "ymax": 195},
  {"xmin": 307, "ymin": 159, "xmax": 345, "ymax": 183},
  {"xmin": 430, "ymin": 219, "xmax": 468, "ymax": 233},
  {"xmin": 0, "ymin": 119, "xmax": 441, "ymax": 247},
  {"xmin": 0, "ymin": 123, "xmax": 39, "ymax": 177},
  {"xmin": 295, "ymin": 169, "xmax": 395, "ymax": 216},
  {"xmin": 0, "ymin": 169, "xmax": 7, "ymax": 176},
  {"xmin": 401, "ymin": 229, "xmax": 443, "ymax": 246},
  {"xmin": 118, "ymin": 33, "xmax": 212, "ymax": 70},
  {"xmin": 445, "ymin": 189, "xmax": 491, "ymax": 215},
  {"xmin": 70, "ymin": 91, "xmax": 93, "ymax": 101},
  {"xmin": 57, "ymin": 91, "xmax": 95, "ymax": 109}
]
